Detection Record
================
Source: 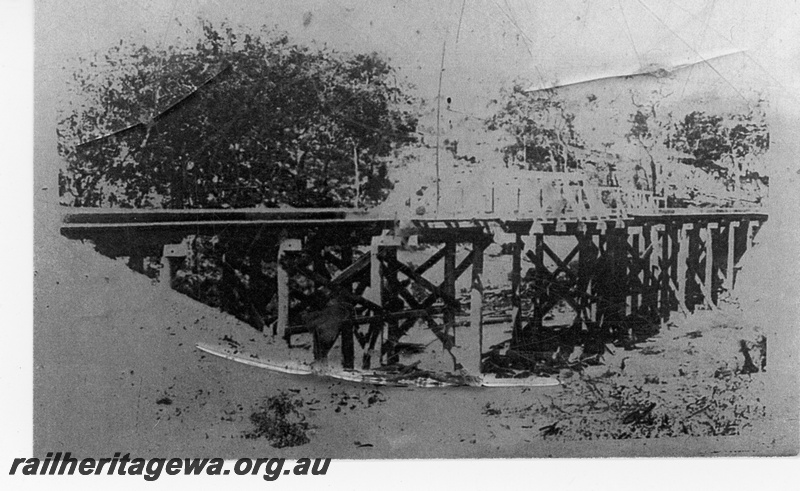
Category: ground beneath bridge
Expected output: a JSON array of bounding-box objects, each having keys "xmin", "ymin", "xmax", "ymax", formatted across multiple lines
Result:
[{"xmin": 33, "ymin": 227, "xmax": 796, "ymax": 458}]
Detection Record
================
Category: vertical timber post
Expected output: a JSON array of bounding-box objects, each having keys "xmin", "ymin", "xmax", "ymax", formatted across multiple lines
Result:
[
  {"xmin": 707, "ymin": 222, "xmax": 718, "ymax": 306},
  {"xmin": 363, "ymin": 235, "xmax": 384, "ymax": 369},
  {"xmin": 340, "ymin": 246, "xmax": 355, "ymax": 369},
  {"xmin": 660, "ymin": 222, "xmax": 671, "ymax": 325},
  {"xmin": 471, "ymin": 238, "xmax": 486, "ymax": 374},
  {"xmin": 443, "ymin": 240, "xmax": 457, "ymax": 345},
  {"xmin": 596, "ymin": 223, "xmax": 625, "ymax": 338},
  {"xmin": 677, "ymin": 223, "xmax": 692, "ymax": 315},
  {"xmin": 668, "ymin": 222, "xmax": 680, "ymax": 315},
  {"xmin": 607, "ymin": 225, "xmax": 626, "ymax": 338},
  {"xmin": 577, "ymin": 226, "xmax": 593, "ymax": 324},
  {"xmin": 695, "ymin": 223, "xmax": 717, "ymax": 310},
  {"xmin": 159, "ymin": 256, "xmax": 173, "ymax": 290},
  {"xmin": 726, "ymin": 221, "xmax": 739, "ymax": 292},
  {"xmin": 595, "ymin": 225, "xmax": 611, "ymax": 335},
  {"xmin": 635, "ymin": 226, "xmax": 645, "ymax": 317},
  {"xmin": 277, "ymin": 237, "xmax": 302, "ymax": 337},
  {"xmin": 627, "ymin": 226, "xmax": 642, "ymax": 317},
  {"xmin": 594, "ymin": 222, "xmax": 607, "ymax": 322},
  {"xmin": 641, "ymin": 223, "xmax": 654, "ymax": 322},
  {"xmin": 625, "ymin": 228, "xmax": 634, "ymax": 317},
  {"xmin": 384, "ymin": 245, "xmax": 401, "ymax": 366},
  {"xmin": 160, "ymin": 243, "xmax": 188, "ymax": 292},
  {"xmin": 528, "ymin": 232, "xmax": 545, "ymax": 341},
  {"xmin": 368, "ymin": 236, "xmax": 383, "ymax": 307},
  {"xmin": 510, "ymin": 232, "xmax": 524, "ymax": 349},
  {"xmin": 649, "ymin": 224, "xmax": 662, "ymax": 323}
]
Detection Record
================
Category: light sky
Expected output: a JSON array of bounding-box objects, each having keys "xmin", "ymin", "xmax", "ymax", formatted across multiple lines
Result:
[
  {"xmin": 38, "ymin": 0, "xmax": 785, "ymax": 103},
  {"xmin": 35, "ymin": 0, "xmax": 798, "ymax": 190}
]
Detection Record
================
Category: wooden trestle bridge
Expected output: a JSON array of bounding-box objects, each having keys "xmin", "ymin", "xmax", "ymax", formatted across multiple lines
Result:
[{"xmin": 61, "ymin": 197, "xmax": 767, "ymax": 373}]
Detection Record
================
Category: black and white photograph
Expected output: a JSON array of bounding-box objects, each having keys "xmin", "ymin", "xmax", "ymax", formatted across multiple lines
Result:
[{"xmin": 18, "ymin": 0, "xmax": 800, "ymax": 483}]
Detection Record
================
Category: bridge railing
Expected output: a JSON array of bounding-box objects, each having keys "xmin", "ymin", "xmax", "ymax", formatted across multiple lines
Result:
[{"xmin": 401, "ymin": 173, "xmax": 653, "ymax": 220}]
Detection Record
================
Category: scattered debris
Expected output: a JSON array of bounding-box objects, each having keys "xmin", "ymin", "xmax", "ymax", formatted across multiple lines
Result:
[
  {"xmin": 639, "ymin": 346, "xmax": 664, "ymax": 356},
  {"xmin": 244, "ymin": 392, "xmax": 311, "ymax": 448},
  {"xmin": 539, "ymin": 423, "xmax": 560, "ymax": 437},
  {"xmin": 621, "ymin": 402, "xmax": 656, "ymax": 425},
  {"xmin": 220, "ymin": 335, "xmax": 240, "ymax": 351},
  {"xmin": 482, "ymin": 402, "xmax": 502, "ymax": 416}
]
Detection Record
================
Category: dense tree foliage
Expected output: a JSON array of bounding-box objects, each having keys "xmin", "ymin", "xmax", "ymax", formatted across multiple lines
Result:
[
  {"xmin": 486, "ymin": 84, "xmax": 583, "ymax": 172},
  {"xmin": 58, "ymin": 22, "xmax": 419, "ymax": 208},
  {"xmin": 666, "ymin": 108, "xmax": 769, "ymax": 190},
  {"xmin": 623, "ymin": 88, "xmax": 770, "ymax": 197}
]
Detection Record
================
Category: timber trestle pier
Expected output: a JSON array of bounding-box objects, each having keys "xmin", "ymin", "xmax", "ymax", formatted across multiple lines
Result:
[{"xmin": 61, "ymin": 206, "xmax": 767, "ymax": 373}]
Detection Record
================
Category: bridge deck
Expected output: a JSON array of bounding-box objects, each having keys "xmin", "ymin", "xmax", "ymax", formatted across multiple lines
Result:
[
  {"xmin": 61, "ymin": 206, "xmax": 767, "ymax": 227},
  {"xmin": 60, "ymin": 206, "xmax": 768, "ymax": 247}
]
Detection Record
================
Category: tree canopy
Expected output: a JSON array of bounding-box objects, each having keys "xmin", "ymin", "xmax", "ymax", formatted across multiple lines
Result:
[
  {"xmin": 666, "ymin": 108, "xmax": 769, "ymax": 189},
  {"xmin": 487, "ymin": 80, "xmax": 769, "ymax": 205},
  {"xmin": 58, "ymin": 22, "xmax": 419, "ymax": 208},
  {"xmin": 485, "ymin": 84, "xmax": 583, "ymax": 172}
]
